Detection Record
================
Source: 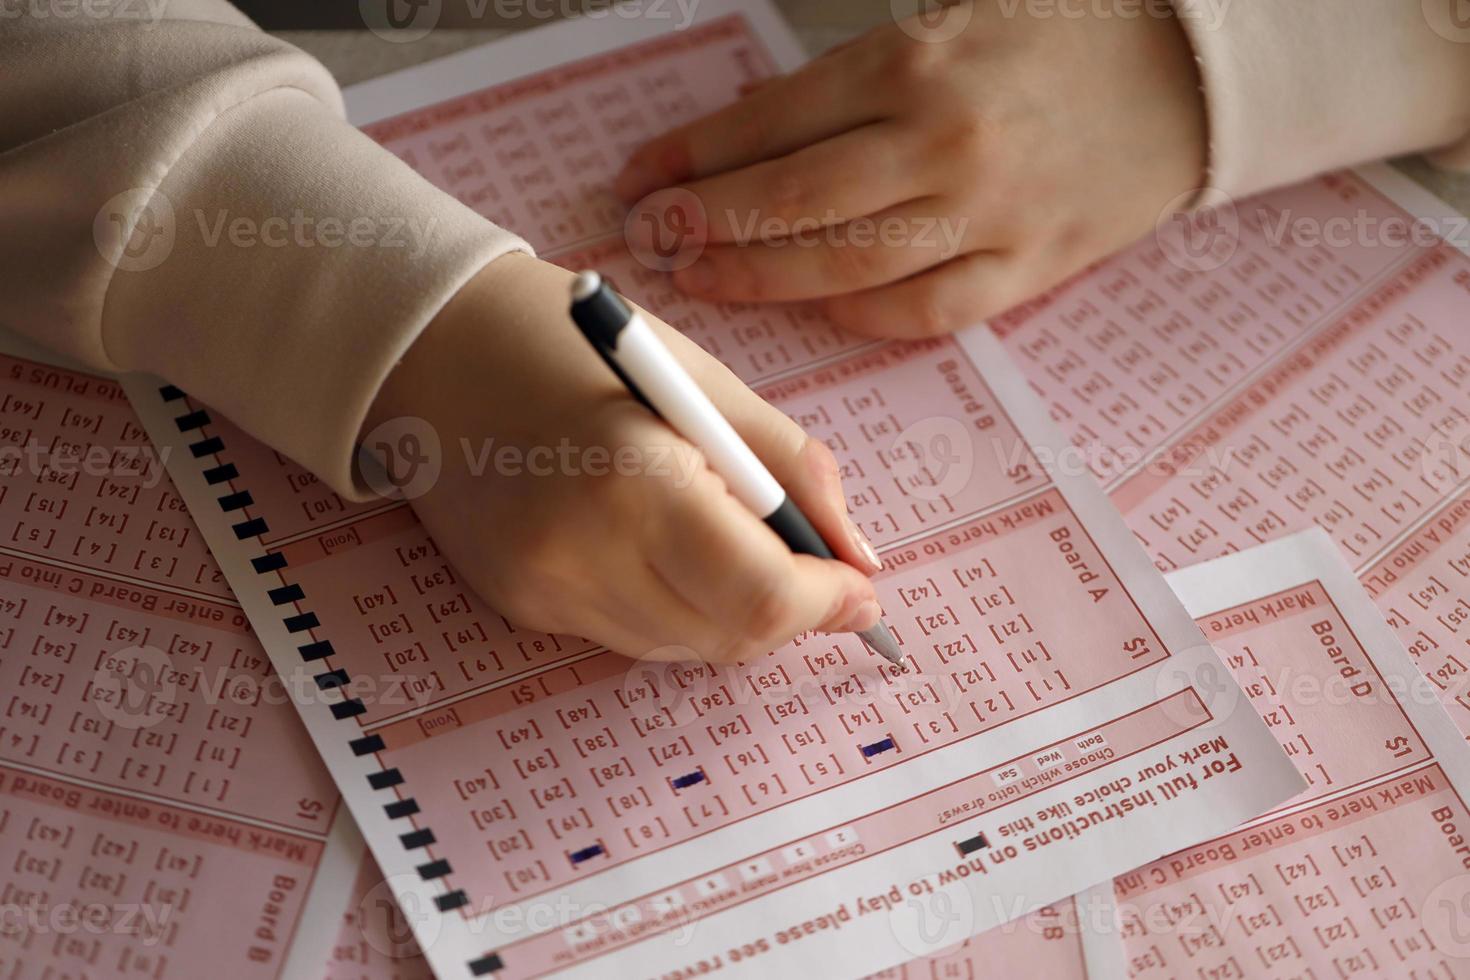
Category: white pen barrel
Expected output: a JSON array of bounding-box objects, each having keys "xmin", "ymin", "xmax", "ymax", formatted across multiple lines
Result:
[{"xmin": 615, "ymin": 312, "xmax": 786, "ymax": 517}]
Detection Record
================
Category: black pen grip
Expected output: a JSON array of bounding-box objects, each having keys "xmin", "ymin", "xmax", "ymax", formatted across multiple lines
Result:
[{"xmin": 763, "ymin": 495, "xmax": 835, "ymax": 560}]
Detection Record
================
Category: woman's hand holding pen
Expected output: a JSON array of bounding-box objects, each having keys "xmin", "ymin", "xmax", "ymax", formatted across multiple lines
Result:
[
  {"xmin": 615, "ymin": 0, "xmax": 1207, "ymax": 337},
  {"xmin": 363, "ymin": 253, "xmax": 885, "ymax": 664},
  {"xmin": 357, "ymin": 0, "xmax": 1207, "ymax": 665}
]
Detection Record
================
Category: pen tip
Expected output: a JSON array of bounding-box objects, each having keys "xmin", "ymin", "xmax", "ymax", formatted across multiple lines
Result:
[{"xmin": 858, "ymin": 621, "xmax": 906, "ymax": 670}]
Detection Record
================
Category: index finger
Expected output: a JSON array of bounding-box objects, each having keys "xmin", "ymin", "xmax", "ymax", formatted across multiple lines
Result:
[{"xmin": 646, "ymin": 465, "xmax": 880, "ymax": 662}]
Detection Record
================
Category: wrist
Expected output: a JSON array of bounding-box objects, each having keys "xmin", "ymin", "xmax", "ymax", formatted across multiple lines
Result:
[{"xmin": 363, "ymin": 251, "xmax": 551, "ymax": 437}]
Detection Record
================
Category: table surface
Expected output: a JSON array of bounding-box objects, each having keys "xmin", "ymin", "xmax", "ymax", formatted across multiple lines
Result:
[{"xmin": 279, "ymin": 2, "xmax": 1470, "ymax": 218}]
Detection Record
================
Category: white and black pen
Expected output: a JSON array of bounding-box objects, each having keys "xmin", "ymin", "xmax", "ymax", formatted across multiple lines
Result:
[{"xmin": 568, "ymin": 271, "xmax": 905, "ymax": 669}]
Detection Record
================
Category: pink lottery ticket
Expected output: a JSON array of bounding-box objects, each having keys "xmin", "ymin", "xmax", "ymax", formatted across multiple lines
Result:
[
  {"xmin": 323, "ymin": 853, "xmax": 433, "ymax": 980},
  {"xmin": 0, "ymin": 332, "xmax": 362, "ymax": 979},
  {"xmin": 1110, "ymin": 529, "xmax": 1470, "ymax": 978},
  {"xmin": 321, "ymin": 854, "xmax": 1118, "ymax": 980},
  {"xmin": 122, "ymin": 2, "xmax": 1298, "ymax": 977},
  {"xmin": 992, "ymin": 164, "xmax": 1470, "ymax": 742}
]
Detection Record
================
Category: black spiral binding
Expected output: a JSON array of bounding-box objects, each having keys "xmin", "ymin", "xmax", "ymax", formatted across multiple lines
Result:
[{"xmin": 158, "ymin": 385, "xmax": 500, "ymax": 975}]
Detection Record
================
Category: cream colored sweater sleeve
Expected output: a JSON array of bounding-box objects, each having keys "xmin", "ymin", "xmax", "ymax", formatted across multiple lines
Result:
[
  {"xmin": 7, "ymin": 3, "xmax": 1470, "ymax": 504},
  {"xmin": 0, "ymin": 0, "xmax": 529, "ymax": 498},
  {"xmin": 1171, "ymin": 0, "xmax": 1470, "ymax": 198}
]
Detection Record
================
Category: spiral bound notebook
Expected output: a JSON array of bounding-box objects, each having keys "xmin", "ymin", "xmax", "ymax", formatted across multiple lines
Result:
[{"xmin": 118, "ymin": 1, "xmax": 1302, "ymax": 977}]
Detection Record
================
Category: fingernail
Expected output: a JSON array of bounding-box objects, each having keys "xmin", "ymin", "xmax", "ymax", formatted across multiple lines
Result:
[
  {"xmin": 614, "ymin": 159, "xmax": 664, "ymax": 204},
  {"xmin": 674, "ymin": 261, "xmax": 715, "ymax": 296},
  {"xmin": 839, "ymin": 599, "xmax": 882, "ymax": 633},
  {"xmin": 848, "ymin": 519, "xmax": 882, "ymax": 574}
]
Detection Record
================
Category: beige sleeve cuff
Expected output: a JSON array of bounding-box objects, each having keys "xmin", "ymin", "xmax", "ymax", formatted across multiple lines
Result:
[
  {"xmin": 0, "ymin": 10, "xmax": 529, "ymax": 502},
  {"xmin": 99, "ymin": 88, "xmax": 530, "ymax": 500},
  {"xmin": 1170, "ymin": 0, "xmax": 1470, "ymax": 198}
]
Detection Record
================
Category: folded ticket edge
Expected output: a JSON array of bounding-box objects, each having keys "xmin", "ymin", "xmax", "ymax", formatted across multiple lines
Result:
[
  {"xmin": 1071, "ymin": 526, "xmax": 1470, "ymax": 973},
  {"xmin": 1131, "ymin": 527, "xmax": 1470, "ymax": 972},
  {"xmin": 1167, "ymin": 527, "xmax": 1470, "ymax": 793}
]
